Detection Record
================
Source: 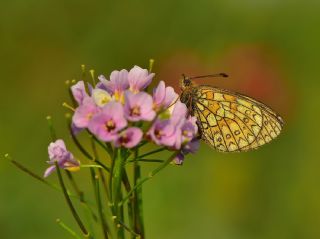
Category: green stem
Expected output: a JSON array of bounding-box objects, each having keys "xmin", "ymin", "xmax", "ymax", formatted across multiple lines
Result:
[
  {"xmin": 127, "ymin": 159, "xmax": 164, "ymax": 163},
  {"xmin": 118, "ymin": 189, "xmax": 125, "ymax": 239},
  {"xmin": 90, "ymin": 137, "xmax": 110, "ymax": 199},
  {"xmin": 120, "ymin": 151, "xmax": 179, "ymax": 206},
  {"xmin": 91, "ymin": 169, "xmax": 109, "ymax": 239},
  {"xmin": 98, "ymin": 168, "xmax": 110, "ymax": 199},
  {"xmin": 122, "ymin": 168, "xmax": 135, "ymax": 237},
  {"xmin": 46, "ymin": 116, "xmax": 57, "ymax": 141},
  {"xmin": 135, "ymin": 147, "xmax": 167, "ymax": 159},
  {"xmin": 67, "ymin": 122, "xmax": 110, "ymax": 172},
  {"xmin": 88, "ymin": 130, "xmax": 113, "ymax": 156},
  {"xmin": 80, "ymin": 164, "xmax": 104, "ymax": 169},
  {"xmin": 116, "ymin": 219, "xmax": 140, "ymax": 238},
  {"xmin": 111, "ymin": 149, "xmax": 126, "ymax": 238},
  {"xmin": 3, "ymin": 154, "xmax": 81, "ymax": 198},
  {"xmin": 65, "ymin": 170, "xmax": 98, "ymax": 224},
  {"xmin": 55, "ymin": 162, "xmax": 89, "ymax": 237},
  {"xmin": 133, "ymin": 149, "xmax": 145, "ymax": 238},
  {"xmin": 56, "ymin": 218, "xmax": 81, "ymax": 239},
  {"xmin": 65, "ymin": 171, "xmax": 84, "ymax": 201},
  {"xmin": 109, "ymin": 148, "xmax": 117, "ymax": 205}
]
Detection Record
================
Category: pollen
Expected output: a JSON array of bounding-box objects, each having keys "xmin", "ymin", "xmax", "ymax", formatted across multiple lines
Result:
[
  {"xmin": 105, "ymin": 120, "xmax": 116, "ymax": 131},
  {"xmin": 130, "ymin": 106, "xmax": 141, "ymax": 117}
]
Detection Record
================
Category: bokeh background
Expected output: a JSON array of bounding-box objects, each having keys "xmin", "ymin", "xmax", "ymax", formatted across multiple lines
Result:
[{"xmin": 1, "ymin": 1, "xmax": 320, "ymax": 238}]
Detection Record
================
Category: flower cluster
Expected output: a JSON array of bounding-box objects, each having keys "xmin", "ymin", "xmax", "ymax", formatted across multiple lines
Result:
[{"xmin": 45, "ymin": 65, "xmax": 199, "ymax": 176}]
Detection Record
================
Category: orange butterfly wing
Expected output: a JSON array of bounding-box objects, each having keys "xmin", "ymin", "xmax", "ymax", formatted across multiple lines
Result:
[{"xmin": 192, "ymin": 86, "xmax": 284, "ymax": 152}]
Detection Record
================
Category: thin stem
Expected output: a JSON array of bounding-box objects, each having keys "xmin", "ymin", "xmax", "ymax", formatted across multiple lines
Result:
[
  {"xmin": 135, "ymin": 147, "xmax": 167, "ymax": 159},
  {"xmin": 66, "ymin": 79, "xmax": 77, "ymax": 107},
  {"xmin": 89, "ymin": 69, "xmax": 96, "ymax": 86},
  {"xmin": 111, "ymin": 149, "xmax": 126, "ymax": 238},
  {"xmin": 90, "ymin": 135, "xmax": 110, "ymax": 202},
  {"xmin": 56, "ymin": 219, "xmax": 81, "ymax": 239},
  {"xmin": 6, "ymin": 155, "xmax": 55, "ymax": 188},
  {"xmin": 133, "ymin": 149, "xmax": 145, "ymax": 238},
  {"xmin": 46, "ymin": 116, "xmax": 57, "ymax": 141},
  {"xmin": 99, "ymin": 167, "xmax": 110, "ymax": 199},
  {"xmin": 96, "ymin": 161, "xmax": 110, "ymax": 173},
  {"xmin": 144, "ymin": 59, "xmax": 154, "ymax": 93},
  {"xmin": 120, "ymin": 151, "xmax": 179, "ymax": 206},
  {"xmin": 91, "ymin": 172, "xmax": 117, "ymax": 239},
  {"xmin": 64, "ymin": 171, "xmax": 98, "ymax": 223},
  {"xmin": 55, "ymin": 162, "xmax": 89, "ymax": 237},
  {"xmin": 92, "ymin": 170, "xmax": 109, "ymax": 239},
  {"xmin": 67, "ymin": 121, "xmax": 110, "ymax": 172},
  {"xmin": 148, "ymin": 59, "xmax": 154, "ymax": 72},
  {"xmin": 135, "ymin": 140, "xmax": 148, "ymax": 149},
  {"xmin": 65, "ymin": 171, "xmax": 84, "ymax": 202},
  {"xmin": 81, "ymin": 64, "xmax": 91, "ymax": 93},
  {"xmin": 109, "ymin": 148, "xmax": 117, "ymax": 204},
  {"xmin": 69, "ymin": 127, "xmax": 94, "ymax": 160},
  {"xmin": 88, "ymin": 130, "xmax": 113, "ymax": 156},
  {"xmin": 3, "ymin": 154, "xmax": 79, "ymax": 196},
  {"xmin": 122, "ymin": 168, "xmax": 135, "ymax": 236},
  {"xmin": 127, "ymin": 159, "xmax": 164, "ymax": 163},
  {"xmin": 118, "ymin": 189, "xmax": 125, "ymax": 239},
  {"xmin": 80, "ymin": 164, "xmax": 104, "ymax": 169},
  {"xmin": 111, "ymin": 149, "xmax": 126, "ymax": 205},
  {"xmin": 121, "ymin": 170, "xmax": 132, "ymax": 193},
  {"xmin": 116, "ymin": 219, "xmax": 140, "ymax": 238}
]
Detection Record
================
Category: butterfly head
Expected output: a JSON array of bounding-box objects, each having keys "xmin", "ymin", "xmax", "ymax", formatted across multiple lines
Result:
[{"xmin": 180, "ymin": 74, "xmax": 193, "ymax": 90}]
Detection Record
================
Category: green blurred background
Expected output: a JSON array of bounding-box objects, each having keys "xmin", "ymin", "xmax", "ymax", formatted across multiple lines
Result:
[{"xmin": 1, "ymin": 0, "xmax": 320, "ymax": 238}]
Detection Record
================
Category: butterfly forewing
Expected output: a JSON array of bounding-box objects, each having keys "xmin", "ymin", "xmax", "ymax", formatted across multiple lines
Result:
[{"xmin": 190, "ymin": 85, "xmax": 283, "ymax": 152}]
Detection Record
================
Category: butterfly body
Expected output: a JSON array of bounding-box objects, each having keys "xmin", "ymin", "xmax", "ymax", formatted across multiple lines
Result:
[{"xmin": 180, "ymin": 77, "xmax": 284, "ymax": 152}]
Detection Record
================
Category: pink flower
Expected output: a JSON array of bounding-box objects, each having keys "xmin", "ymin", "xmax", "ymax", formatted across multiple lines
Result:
[
  {"xmin": 44, "ymin": 139, "xmax": 80, "ymax": 177},
  {"xmin": 181, "ymin": 116, "xmax": 198, "ymax": 142},
  {"xmin": 170, "ymin": 100, "xmax": 188, "ymax": 126},
  {"xmin": 174, "ymin": 139, "xmax": 200, "ymax": 165},
  {"xmin": 148, "ymin": 119, "xmax": 179, "ymax": 147},
  {"xmin": 101, "ymin": 70, "xmax": 129, "ymax": 102},
  {"xmin": 71, "ymin": 81, "xmax": 89, "ymax": 105},
  {"xmin": 128, "ymin": 66, "xmax": 154, "ymax": 93},
  {"xmin": 124, "ymin": 91, "xmax": 156, "ymax": 122},
  {"xmin": 153, "ymin": 81, "xmax": 178, "ymax": 110},
  {"xmin": 114, "ymin": 127, "xmax": 143, "ymax": 148},
  {"xmin": 148, "ymin": 100, "xmax": 193, "ymax": 149},
  {"xmin": 88, "ymin": 102, "xmax": 127, "ymax": 142},
  {"xmin": 72, "ymin": 97, "xmax": 99, "ymax": 129}
]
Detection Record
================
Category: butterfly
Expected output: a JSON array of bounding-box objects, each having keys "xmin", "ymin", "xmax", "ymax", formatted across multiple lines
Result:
[{"xmin": 180, "ymin": 73, "xmax": 284, "ymax": 152}]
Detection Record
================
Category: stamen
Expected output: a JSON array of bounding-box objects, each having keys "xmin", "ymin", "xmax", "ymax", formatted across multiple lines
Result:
[
  {"xmin": 119, "ymin": 134, "xmax": 130, "ymax": 145},
  {"xmin": 154, "ymin": 129, "xmax": 163, "ymax": 139},
  {"xmin": 130, "ymin": 106, "xmax": 141, "ymax": 116},
  {"xmin": 182, "ymin": 130, "xmax": 190, "ymax": 137},
  {"xmin": 85, "ymin": 112, "xmax": 94, "ymax": 121},
  {"xmin": 105, "ymin": 120, "xmax": 116, "ymax": 132},
  {"xmin": 62, "ymin": 102, "xmax": 75, "ymax": 112},
  {"xmin": 89, "ymin": 69, "xmax": 96, "ymax": 85}
]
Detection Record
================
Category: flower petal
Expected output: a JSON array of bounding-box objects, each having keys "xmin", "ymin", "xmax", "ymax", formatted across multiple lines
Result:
[
  {"xmin": 128, "ymin": 66, "xmax": 154, "ymax": 93},
  {"xmin": 44, "ymin": 165, "xmax": 56, "ymax": 178},
  {"xmin": 115, "ymin": 127, "xmax": 143, "ymax": 148},
  {"xmin": 92, "ymin": 89, "xmax": 112, "ymax": 107},
  {"xmin": 71, "ymin": 81, "xmax": 88, "ymax": 104}
]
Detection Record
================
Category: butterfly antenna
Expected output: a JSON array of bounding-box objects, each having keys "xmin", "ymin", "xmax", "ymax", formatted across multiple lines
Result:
[{"xmin": 188, "ymin": 73, "xmax": 228, "ymax": 80}]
